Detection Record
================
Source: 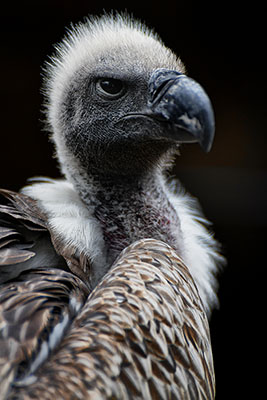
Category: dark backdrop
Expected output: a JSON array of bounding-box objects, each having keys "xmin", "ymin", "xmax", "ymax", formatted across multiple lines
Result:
[{"xmin": 1, "ymin": 2, "xmax": 265, "ymax": 398}]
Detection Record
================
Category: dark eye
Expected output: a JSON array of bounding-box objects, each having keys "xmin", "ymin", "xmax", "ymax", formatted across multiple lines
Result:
[{"xmin": 96, "ymin": 78, "xmax": 125, "ymax": 99}]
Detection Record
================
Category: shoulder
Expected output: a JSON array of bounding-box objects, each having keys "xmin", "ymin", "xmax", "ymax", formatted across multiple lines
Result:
[
  {"xmin": 21, "ymin": 178, "xmax": 99, "ymax": 247},
  {"xmin": 0, "ymin": 187, "xmax": 63, "ymax": 283},
  {"xmin": 22, "ymin": 179, "xmax": 106, "ymax": 280}
]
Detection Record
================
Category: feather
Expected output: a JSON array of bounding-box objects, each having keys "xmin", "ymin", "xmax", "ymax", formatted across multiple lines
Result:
[
  {"xmin": 1, "ymin": 239, "xmax": 215, "ymax": 399},
  {"xmin": 0, "ymin": 190, "xmax": 68, "ymax": 284},
  {"xmin": 0, "ymin": 268, "xmax": 89, "ymax": 398}
]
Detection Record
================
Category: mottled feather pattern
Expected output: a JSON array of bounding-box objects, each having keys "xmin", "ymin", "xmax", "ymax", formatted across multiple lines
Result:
[
  {"xmin": 0, "ymin": 190, "xmax": 70, "ymax": 286},
  {"xmin": 0, "ymin": 190, "xmax": 44, "ymax": 266},
  {"xmin": 0, "ymin": 189, "xmax": 47, "ymax": 230},
  {"xmin": 0, "ymin": 269, "xmax": 90, "ymax": 398},
  {"xmin": 0, "ymin": 225, "xmax": 35, "ymax": 265},
  {"xmin": 4, "ymin": 239, "xmax": 215, "ymax": 399}
]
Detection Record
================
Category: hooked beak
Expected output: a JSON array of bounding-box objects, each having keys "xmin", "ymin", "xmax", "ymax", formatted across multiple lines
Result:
[{"xmin": 147, "ymin": 68, "xmax": 215, "ymax": 152}]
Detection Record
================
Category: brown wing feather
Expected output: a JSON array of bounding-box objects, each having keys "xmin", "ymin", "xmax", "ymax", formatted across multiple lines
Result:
[
  {"xmin": 0, "ymin": 268, "xmax": 90, "ymax": 398},
  {"xmin": 6, "ymin": 239, "xmax": 215, "ymax": 399},
  {"xmin": 0, "ymin": 189, "xmax": 91, "ymax": 285},
  {"xmin": 0, "ymin": 189, "xmax": 47, "ymax": 270},
  {"xmin": 0, "ymin": 189, "xmax": 47, "ymax": 230},
  {"xmin": 0, "ymin": 190, "xmax": 70, "ymax": 283}
]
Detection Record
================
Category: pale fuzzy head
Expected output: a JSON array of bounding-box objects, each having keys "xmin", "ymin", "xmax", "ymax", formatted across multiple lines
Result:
[
  {"xmin": 45, "ymin": 14, "xmax": 184, "ymax": 126},
  {"xmin": 43, "ymin": 14, "xmax": 185, "ymax": 180}
]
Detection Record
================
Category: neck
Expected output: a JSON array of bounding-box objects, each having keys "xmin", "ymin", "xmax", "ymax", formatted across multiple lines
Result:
[{"xmin": 68, "ymin": 167, "xmax": 183, "ymax": 266}]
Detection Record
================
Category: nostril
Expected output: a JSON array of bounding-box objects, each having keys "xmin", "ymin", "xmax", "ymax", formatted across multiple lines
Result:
[
  {"xmin": 149, "ymin": 78, "xmax": 175, "ymax": 106},
  {"xmin": 148, "ymin": 68, "xmax": 185, "ymax": 106}
]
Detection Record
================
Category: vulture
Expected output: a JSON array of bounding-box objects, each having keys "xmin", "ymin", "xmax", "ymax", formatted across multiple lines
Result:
[{"xmin": 0, "ymin": 14, "xmax": 224, "ymax": 399}]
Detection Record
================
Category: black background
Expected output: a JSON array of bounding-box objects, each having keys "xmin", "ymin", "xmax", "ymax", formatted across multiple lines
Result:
[{"xmin": 1, "ymin": 2, "xmax": 266, "ymax": 398}]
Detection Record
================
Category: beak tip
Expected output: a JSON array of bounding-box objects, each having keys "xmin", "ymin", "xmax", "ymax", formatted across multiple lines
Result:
[
  {"xmin": 200, "ymin": 134, "xmax": 214, "ymax": 153},
  {"xmin": 199, "ymin": 111, "xmax": 215, "ymax": 153}
]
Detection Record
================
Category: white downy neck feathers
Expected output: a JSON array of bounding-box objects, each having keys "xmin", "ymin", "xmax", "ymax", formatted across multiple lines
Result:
[{"xmin": 22, "ymin": 178, "xmax": 222, "ymax": 317}]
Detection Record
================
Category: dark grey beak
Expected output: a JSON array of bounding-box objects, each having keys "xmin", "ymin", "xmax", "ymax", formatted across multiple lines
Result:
[{"xmin": 148, "ymin": 68, "xmax": 215, "ymax": 152}]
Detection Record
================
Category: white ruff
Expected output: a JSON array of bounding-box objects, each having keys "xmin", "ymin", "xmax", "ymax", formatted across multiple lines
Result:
[
  {"xmin": 22, "ymin": 179, "xmax": 222, "ymax": 316},
  {"xmin": 22, "ymin": 179, "xmax": 106, "ymax": 277}
]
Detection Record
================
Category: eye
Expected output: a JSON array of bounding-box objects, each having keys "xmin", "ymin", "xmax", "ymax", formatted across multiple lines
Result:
[{"xmin": 96, "ymin": 78, "xmax": 125, "ymax": 99}]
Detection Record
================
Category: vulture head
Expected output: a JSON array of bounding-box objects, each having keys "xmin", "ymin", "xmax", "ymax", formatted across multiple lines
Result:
[{"xmin": 45, "ymin": 14, "xmax": 214, "ymax": 182}]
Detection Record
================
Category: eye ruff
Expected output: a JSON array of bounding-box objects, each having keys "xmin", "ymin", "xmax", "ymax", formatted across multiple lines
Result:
[{"xmin": 96, "ymin": 78, "xmax": 126, "ymax": 99}]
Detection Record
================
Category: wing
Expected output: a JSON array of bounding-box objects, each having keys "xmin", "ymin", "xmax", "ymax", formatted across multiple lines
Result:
[
  {"xmin": 0, "ymin": 268, "xmax": 90, "ymax": 398},
  {"xmin": 6, "ymin": 238, "xmax": 215, "ymax": 399},
  {"xmin": 0, "ymin": 189, "xmax": 92, "ymax": 398},
  {"xmin": 0, "ymin": 189, "xmax": 67, "ymax": 283},
  {"xmin": 0, "ymin": 189, "xmax": 90, "ymax": 284}
]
